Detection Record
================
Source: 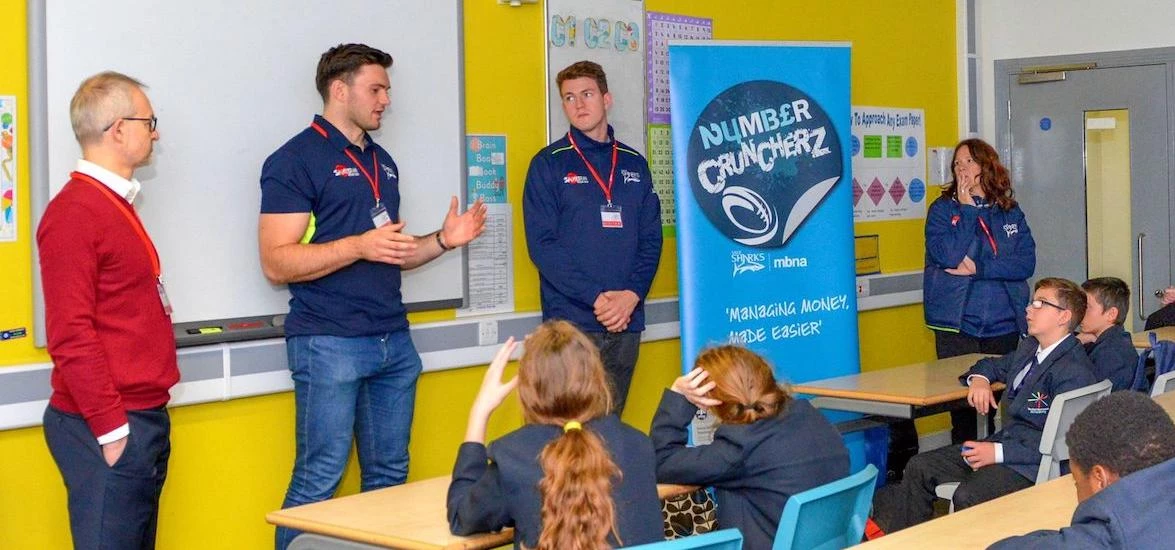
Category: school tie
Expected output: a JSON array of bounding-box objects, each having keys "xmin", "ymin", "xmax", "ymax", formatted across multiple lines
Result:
[{"xmin": 1012, "ymin": 355, "xmax": 1040, "ymax": 392}]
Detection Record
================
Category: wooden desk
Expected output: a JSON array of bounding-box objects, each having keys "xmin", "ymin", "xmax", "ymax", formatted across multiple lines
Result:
[
  {"xmin": 1132, "ymin": 326, "xmax": 1175, "ymax": 349},
  {"xmin": 854, "ymin": 474, "xmax": 1076, "ymax": 549},
  {"xmin": 793, "ymin": 354, "xmax": 1002, "ymax": 435},
  {"xmin": 267, "ymin": 476, "xmax": 698, "ymax": 549}
]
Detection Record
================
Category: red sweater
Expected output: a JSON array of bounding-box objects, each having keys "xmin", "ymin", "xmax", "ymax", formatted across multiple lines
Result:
[{"xmin": 37, "ymin": 175, "xmax": 179, "ymax": 437}]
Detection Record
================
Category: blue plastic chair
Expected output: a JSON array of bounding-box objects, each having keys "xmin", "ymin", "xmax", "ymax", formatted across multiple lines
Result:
[
  {"xmin": 623, "ymin": 528, "xmax": 744, "ymax": 549},
  {"xmin": 771, "ymin": 464, "xmax": 878, "ymax": 550}
]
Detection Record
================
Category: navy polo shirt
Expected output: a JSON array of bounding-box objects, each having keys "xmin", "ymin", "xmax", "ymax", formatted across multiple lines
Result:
[{"xmin": 259, "ymin": 115, "xmax": 408, "ymax": 337}]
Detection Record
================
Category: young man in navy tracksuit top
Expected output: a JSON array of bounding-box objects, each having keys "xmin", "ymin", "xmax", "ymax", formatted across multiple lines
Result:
[
  {"xmin": 1077, "ymin": 277, "xmax": 1138, "ymax": 391},
  {"xmin": 990, "ymin": 391, "xmax": 1175, "ymax": 549},
  {"xmin": 522, "ymin": 61, "xmax": 662, "ymax": 415},
  {"xmin": 879, "ymin": 278, "xmax": 1097, "ymax": 531}
]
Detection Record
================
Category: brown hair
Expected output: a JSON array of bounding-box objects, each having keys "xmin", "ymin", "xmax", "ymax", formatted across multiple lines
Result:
[
  {"xmin": 556, "ymin": 60, "xmax": 609, "ymax": 95},
  {"xmin": 1036, "ymin": 277, "xmax": 1087, "ymax": 332},
  {"xmin": 942, "ymin": 138, "xmax": 1017, "ymax": 211},
  {"xmin": 315, "ymin": 43, "xmax": 393, "ymax": 101},
  {"xmin": 517, "ymin": 321, "xmax": 620, "ymax": 550},
  {"xmin": 695, "ymin": 345, "xmax": 792, "ymax": 425},
  {"xmin": 1082, "ymin": 277, "xmax": 1131, "ymax": 325}
]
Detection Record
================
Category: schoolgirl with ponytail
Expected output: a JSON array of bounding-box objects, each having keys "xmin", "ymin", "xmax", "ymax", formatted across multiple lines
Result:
[
  {"xmin": 447, "ymin": 320, "xmax": 663, "ymax": 549},
  {"xmin": 650, "ymin": 345, "xmax": 851, "ymax": 550}
]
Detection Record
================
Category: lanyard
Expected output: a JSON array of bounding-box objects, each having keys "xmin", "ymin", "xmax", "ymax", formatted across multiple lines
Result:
[
  {"xmin": 312, "ymin": 122, "xmax": 381, "ymax": 204},
  {"xmin": 567, "ymin": 131, "xmax": 618, "ymax": 206},
  {"xmin": 73, "ymin": 171, "xmax": 161, "ymax": 278},
  {"xmin": 976, "ymin": 217, "xmax": 999, "ymax": 256}
]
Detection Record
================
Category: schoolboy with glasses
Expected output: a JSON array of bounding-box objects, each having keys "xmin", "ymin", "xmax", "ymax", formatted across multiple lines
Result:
[{"xmin": 876, "ymin": 277, "xmax": 1097, "ymax": 532}]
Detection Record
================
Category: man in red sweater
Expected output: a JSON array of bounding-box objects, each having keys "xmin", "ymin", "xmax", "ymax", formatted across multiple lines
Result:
[{"xmin": 37, "ymin": 71, "xmax": 178, "ymax": 550}]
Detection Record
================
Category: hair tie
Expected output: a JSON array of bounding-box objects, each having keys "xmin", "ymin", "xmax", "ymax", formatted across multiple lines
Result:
[{"xmin": 563, "ymin": 420, "xmax": 582, "ymax": 433}]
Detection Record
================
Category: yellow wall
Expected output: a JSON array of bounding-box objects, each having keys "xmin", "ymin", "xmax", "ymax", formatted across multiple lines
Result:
[{"xmin": 0, "ymin": 1, "xmax": 950, "ymax": 547}]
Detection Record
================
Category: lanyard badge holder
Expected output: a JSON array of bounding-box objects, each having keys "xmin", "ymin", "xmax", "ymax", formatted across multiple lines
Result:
[{"xmin": 568, "ymin": 132, "xmax": 623, "ymax": 229}]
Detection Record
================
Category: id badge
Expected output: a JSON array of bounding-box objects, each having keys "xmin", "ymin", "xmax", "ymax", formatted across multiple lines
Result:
[
  {"xmin": 157, "ymin": 279, "xmax": 173, "ymax": 316},
  {"xmin": 370, "ymin": 202, "xmax": 392, "ymax": 228},
  {"xmin": 600, "ymin": 204, "xmax": 623, "ymax": 228}
]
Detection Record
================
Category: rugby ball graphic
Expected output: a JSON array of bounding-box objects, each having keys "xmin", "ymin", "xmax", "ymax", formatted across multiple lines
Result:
[{"xmin": 721, "ymin": 186, "xmax": 777, "ymax": 246}]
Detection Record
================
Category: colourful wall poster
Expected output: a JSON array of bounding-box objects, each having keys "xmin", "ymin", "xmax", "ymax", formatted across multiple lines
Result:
[
  {"xmin": 466, "ymin": 135, "xmax": 507, "ymax": 204},
  {"xmin": 646, "ymin": 12, "xmax": 712, "ymax": 125},
  {"xmin": 669, "ymin": 42, "xmax": 859, "ymax": 386},
  {"xmin": 647, "ymin": 124, "xmax": 675, "ymax": 236},
  {"xmin": 0, "ymin": 96, "xmax": 15, "ymax": 242},
  {"xmin": 851, "ymin": 106, "xmax": 927, "ymax": 221}
]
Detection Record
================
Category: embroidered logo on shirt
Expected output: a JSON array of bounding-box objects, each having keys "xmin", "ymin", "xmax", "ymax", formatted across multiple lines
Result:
[
  {"xmin": 381, "ymin": 163, "xmax": 398, "ymax": 180},
  {"xmin": 951, "ymin": 215, "xmax": 960, "ymax": 226},
  {"xmin": 563, "ymin": 172, "xmax": 588, "ymax": 185},
  {"xmin": 333, "ymin": 164, "xmax": 360, "ymax": 178},
  {"xmin": 1026, "ymin": 392, "xmax": 1050, "ymax": 414},
  {"xmin": 1004, "ymin": 223, "xmax": 1018, "ymax": 237},
  {"xmin": 621, "ymin": 169, "xmax": 641, "ymax": 184}
]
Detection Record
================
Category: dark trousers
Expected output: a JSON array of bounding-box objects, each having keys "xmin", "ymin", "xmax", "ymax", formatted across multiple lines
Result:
[
  {"xmin": 936, "ymin": 330, "xmax": 1019, "ymax": 443},
  {"xmin": 878, "ymin": 444, "xmax": 1033, "ymax": 532},
  {"xmin": 44, "ymin": 405, "xmax": 171, "ymax": 550},
  {"xmin": 587, "ymin": 331, "xmax": 641, "ymax": 415}
]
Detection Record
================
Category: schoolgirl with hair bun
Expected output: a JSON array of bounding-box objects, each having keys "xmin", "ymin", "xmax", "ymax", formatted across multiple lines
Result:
[
  {"xmin": 650, "ymin": 345, "xmax": 850, "ymax": 550},
  {"xmin": 447, "ymin": 320, "xmax": 663, "ymax": 549}
]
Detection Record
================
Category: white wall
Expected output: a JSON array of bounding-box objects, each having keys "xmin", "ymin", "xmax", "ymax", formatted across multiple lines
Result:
[{"xmin": 976, "ymin": 0, "xmax": 1175, "ymax": 139}]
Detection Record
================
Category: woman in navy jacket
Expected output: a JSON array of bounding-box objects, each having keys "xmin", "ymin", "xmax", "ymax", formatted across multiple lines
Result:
[
  {"xmin": 650, "ymin": 346, "xmax": 850, "ymax": 550},
  {"xmin": 447, "ymin": 321, "xmax": 663, "ymax": 550},
  {"xmin": 924, "ymin": 138, "xmax": 1036, "ymax": 442}
]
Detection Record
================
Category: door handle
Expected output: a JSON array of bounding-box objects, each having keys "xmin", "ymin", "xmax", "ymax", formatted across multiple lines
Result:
[{"xmin": 1138, "ymin": 233, "xmax": 1147, "ymax": 321}]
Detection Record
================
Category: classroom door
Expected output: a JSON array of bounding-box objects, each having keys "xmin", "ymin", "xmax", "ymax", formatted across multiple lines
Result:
[{"xmin": 1000, "ymin": 63, "xmax": 1171, "ymax": 328}]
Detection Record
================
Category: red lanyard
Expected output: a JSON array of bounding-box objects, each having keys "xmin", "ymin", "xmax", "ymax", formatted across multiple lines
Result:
[
  {"xmin": 73, "ymin": 172, "xmax": 161, "ymax": 278},
  {"xmin": 976, "ymin": 217, "xmax": 999, "ymax": 256},
  {"xmin": 567, "ymin": 131, "xmax": 618, "ymax": 205},
  {"xmin": 312, "ymin": 122, "xmax": 381, "ymax": 204}
]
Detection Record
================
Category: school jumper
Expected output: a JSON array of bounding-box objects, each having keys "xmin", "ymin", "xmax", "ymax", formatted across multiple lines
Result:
[
  {"xmin": 989, "ymin": 457, "xmax": 1175, "ymax": 549},
  {"xmin": 650, "ymin": 391, "xmax": 850, "ymax": 550},
  {"xmin": 447, "ymin": 415, "xmax": 664, "ymax": 549}
]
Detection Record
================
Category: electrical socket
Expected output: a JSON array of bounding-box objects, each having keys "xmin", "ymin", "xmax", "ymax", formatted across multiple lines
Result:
[{"xmin": 478, "ymin": 320, "xmax": 498, "ymax": 347}]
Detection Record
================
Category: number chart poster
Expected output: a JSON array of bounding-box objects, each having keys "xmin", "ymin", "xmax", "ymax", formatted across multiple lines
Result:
[
  {"xmin": 851, "ymin": 106, "xmax": 927, "ymax": 221},
  {"xmin": 669, "ymin": 42, "xmax": 859, "ymax": 386},
  {"xmin": 0, "ymin": 96, "xmax": 15, "ymax": 242},
  {"xmin": 546, "ymin": 0, "xmax": 645, "ymax": 156}
]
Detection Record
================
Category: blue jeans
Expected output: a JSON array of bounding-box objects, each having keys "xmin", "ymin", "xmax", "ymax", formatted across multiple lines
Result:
[{"xmin": 275, "ymin": 330, "xmax": 423, "ymax": 550}]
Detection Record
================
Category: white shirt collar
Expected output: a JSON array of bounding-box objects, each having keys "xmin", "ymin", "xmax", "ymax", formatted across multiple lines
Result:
[
  {"xmin": 76, "ymin": 159, "xmax": 142, "ymax": 204},
  {"xmin": 1035, "ymin": 333, "xmax": 1070, "ymax": 364}
]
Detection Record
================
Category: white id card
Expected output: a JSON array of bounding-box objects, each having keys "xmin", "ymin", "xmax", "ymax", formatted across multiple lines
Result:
[
  {"xmin": 600, "ymin": 204, "xmax": 623, "ymax": 228},
  {"xmin": 370, "ymin": 202, "xmax": 392, "ymax": 228}
]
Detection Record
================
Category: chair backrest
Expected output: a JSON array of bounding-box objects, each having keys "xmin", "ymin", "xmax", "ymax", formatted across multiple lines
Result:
[
  {"xmin": 771, "ymin": 464, "xmax": 878, "ymax": 550},
  {"xmin": 289, "ymin": 533, "xmax": 384, "ymax": 549},
  {"xmin": 1152, "ymin": 370, "xmax": 1175, "ymax": 397},
  {"xmin": 623, "ymin": 528, "xmax": 744, "ymax": 550},
  {"xmin": 1035, "ymin": 379, "xmax": 1113, "ymax": 484}
]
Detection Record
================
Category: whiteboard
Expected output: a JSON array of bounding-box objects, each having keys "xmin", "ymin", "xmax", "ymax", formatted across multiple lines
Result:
[
  {"xmin": 36, "ymin": 0, "xmax": 466, "ymax": 326},
  {"xmin": 546, "ymin": 0, "xmax": 647, "ymax": 155}
]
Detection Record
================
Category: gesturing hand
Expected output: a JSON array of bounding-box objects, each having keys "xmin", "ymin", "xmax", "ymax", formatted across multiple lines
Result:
[{"xmin": 440, "ymin": 196, "xmax": 488, "ymax": 248}]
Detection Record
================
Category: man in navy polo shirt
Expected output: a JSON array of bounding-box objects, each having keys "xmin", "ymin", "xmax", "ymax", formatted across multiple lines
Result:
[
  {"xmin": 523, "ymin": 61, "xmax": 662, "ymax": 415},
  {"xmin": 258, "ymin": 43, "xmax": 486, "ymax": 550}
]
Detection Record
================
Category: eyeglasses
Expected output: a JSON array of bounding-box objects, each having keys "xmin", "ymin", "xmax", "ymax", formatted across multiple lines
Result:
[
  {"xmin": 1029, "ymin": 298, "xmax": 1067, "ymax": 311},
  {"xmin": 104, "ymin": 115, "xmax": 158, "ymax": 132}
]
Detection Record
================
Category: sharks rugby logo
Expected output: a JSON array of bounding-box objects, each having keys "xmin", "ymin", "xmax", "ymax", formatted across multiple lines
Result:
[
  {"xmin": 687, "ymin": 80, "xmax": 843, "ymax": 248},
  {"xmin": 381, "ymin": 163, "xmax": 398, "ymax": 180}
]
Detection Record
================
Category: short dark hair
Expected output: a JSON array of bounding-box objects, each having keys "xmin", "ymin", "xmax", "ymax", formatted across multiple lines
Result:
[
  {"xmin": 1036, "ymin": 277, "xmax": 1086, "ymax": 332},
  {"xmin": 315, "ymin": 43, "xmax": 393, "ymax": 101},
  {"xmin": 556, "ymin": 60, "xmax": 608, "ymax": 94},
  {"xmin": 1068, "ymin": 391, "xmax": 1175, "ymax": 477},
  {"xmin": 1082, "ymin": 277, "xmax": 1131, "ymax": 325}
]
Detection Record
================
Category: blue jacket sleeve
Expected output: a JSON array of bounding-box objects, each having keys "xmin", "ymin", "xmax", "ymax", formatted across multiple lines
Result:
[
  {"xmin": 987, "ymin": 523, "xmax": 1112, "ymax": 550},
  {"xmin": 522, "ymin": 153, "xmax": 605, "ymax": 308},
  {"xmin": 975, "ymin": 206, "xmax": 1036, "ymax": 282},
  {"xmin": 447, "ymin": 442, "xmax": 512, "ymax": 536},
  {"xmin": 962, "ymin": 353, "xmax": 1018, "ymax": 385},
  {"xmin": 925, "ymin": 198, "xmax": 980, "ymax": 268},
  {"xmin": 649, "ymin": 390, "xmax": 745, "ymax": 485},
  {"xmin": 625, "ymin": 162, "xmax": 663, "ymax": 299}
]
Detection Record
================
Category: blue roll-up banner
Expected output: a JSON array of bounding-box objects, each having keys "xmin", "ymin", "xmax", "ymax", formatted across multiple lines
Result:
[{"xmin": 671, "ymin": 42, "xmax": 874, "ymax": 467}]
